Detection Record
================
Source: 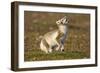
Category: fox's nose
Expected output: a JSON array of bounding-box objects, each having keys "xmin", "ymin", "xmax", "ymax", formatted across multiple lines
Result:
[
  {"xmin": 62, "ymin": 16, "xmax": 67, "ymax": 19},
  {"xmin": 64, "ymin": 16, "xmax": 67, "ymax": 18}
]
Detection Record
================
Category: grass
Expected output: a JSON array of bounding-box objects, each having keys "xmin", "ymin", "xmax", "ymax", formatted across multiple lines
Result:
[
  {"xmin": 25, "ymin": 49, "xmax": 89, "ymax": 61},
  {"xmin": 24, "ymin": 11, "xmax": 90, "ymax": 61}
]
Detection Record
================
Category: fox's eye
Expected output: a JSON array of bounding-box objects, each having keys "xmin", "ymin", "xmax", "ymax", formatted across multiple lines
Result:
[{"xmin": 57, "ymin": 21, "xmax": 60, "ymax": 24}]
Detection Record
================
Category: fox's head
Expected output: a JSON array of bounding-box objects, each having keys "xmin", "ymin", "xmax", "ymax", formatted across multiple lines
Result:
[{"xmin": 56, "ymin": 16, "xmax": 69, "ymax": 26}]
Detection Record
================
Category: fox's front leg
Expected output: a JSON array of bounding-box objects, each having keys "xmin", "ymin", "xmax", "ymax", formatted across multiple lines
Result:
[
  {"xmin": 60, "ymin": 44, "xmax": 64, "ymax": 51},
  {"xmin": 56, "ymin": 43, "xmax": 64, "ymax": 51},
  {"xmin": 59, "ymin": 35, "xmax": 67, "ymax": 51}
]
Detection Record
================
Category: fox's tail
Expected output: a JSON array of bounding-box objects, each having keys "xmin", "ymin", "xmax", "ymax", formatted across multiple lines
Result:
[{"xmin": 40, "ymin": 38, "xmax": 48, "ymax": 53}]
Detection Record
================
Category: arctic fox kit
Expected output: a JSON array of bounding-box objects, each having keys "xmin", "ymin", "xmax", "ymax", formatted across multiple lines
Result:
[{"xmin": 40, "ymin": 16, "xmax": 68, "ymax": 53}]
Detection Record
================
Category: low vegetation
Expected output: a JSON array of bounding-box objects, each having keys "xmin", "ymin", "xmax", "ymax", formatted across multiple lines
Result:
[{"xmin": 24, "ymin": 11, "xmax": 90, "ymax": 61}]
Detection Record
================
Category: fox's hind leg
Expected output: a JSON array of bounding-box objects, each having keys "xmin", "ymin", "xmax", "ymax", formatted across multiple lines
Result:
[
  {"xmin": 54, "ymin": 41, "xmax": 60, "ymax": 51},
  {"xmin": 48, "ymin": 46, "xmax": 52, "ymax": 53}
]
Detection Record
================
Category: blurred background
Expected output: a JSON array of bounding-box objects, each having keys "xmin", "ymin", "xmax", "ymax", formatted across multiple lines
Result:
[{"xmin": 24, "ymin": 11, "xmax": 90, "ymax": 61}]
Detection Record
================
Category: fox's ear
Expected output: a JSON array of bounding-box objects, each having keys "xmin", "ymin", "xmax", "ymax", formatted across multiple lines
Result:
[
  {"xmin": 65, "ymin": 20, "xmax": 69, "ymax": 24},
  {"xmin": 61, "ymin": 16, "xmax": 67, "ymax": 21}
]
